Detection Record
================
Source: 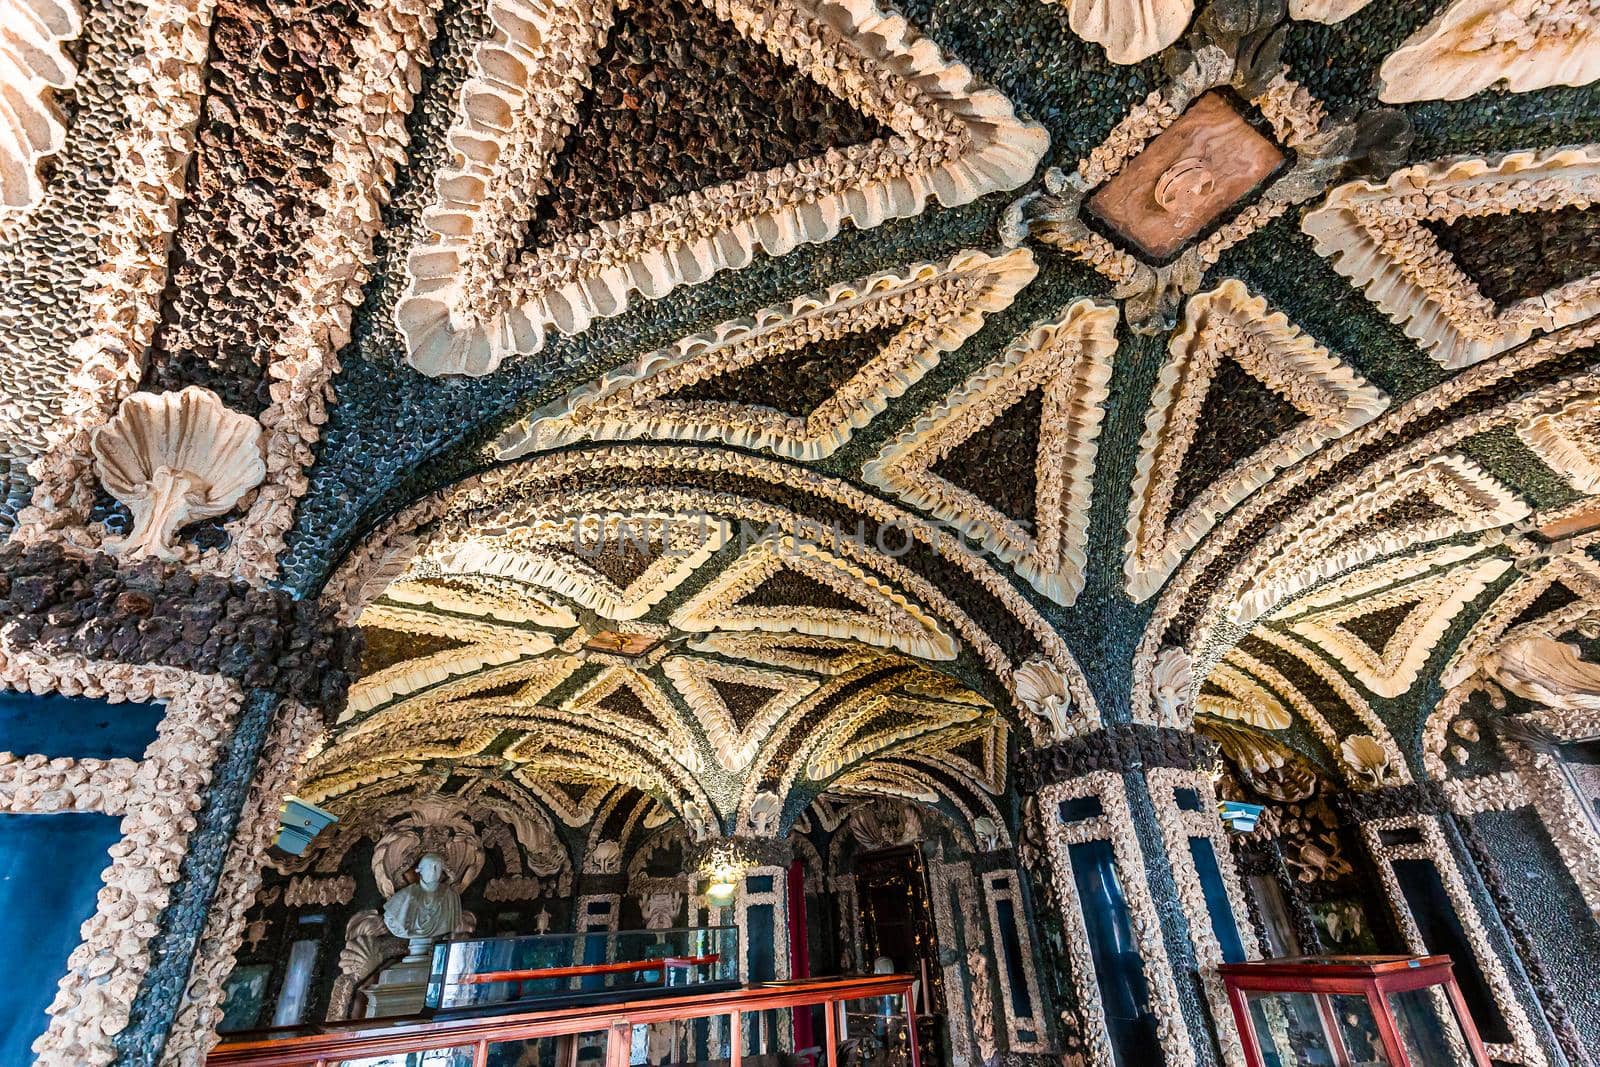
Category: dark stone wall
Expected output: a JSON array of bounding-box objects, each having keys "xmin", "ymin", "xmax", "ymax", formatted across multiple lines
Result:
[
  {"xmin": 0, "ymin": 542, "xmax": 362, "ymax": 717},
  {"xmin": 1467, "ymin": 808, "xmax": 1600, "ymax": 1067}
]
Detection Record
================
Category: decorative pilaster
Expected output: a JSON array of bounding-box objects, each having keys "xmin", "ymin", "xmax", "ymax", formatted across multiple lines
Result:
[
  {"xmin": 976, "ymin": 854, "xmax": 1049, "ymax": 1055},
  {"xmin": 1016, "ymin": 724, "xmax": 1256, "ymax": 1067},
  {"xmin": 1339, "ymin": 785, "xmax": 1559, "ymax": 1067},
  {"xmin": 681, "ymin": 836, "xmax": 795, "ymax": 1056},
  {"xmin": 0, "ymin": 541, "xmax": 360, "ymax": 1065},
  {"xmin": 685, "ymin": 836, "xmax": 795, "ymax": 986}
]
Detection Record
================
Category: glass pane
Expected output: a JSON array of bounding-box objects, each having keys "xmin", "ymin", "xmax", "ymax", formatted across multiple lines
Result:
[
  {"xmin": 427, "ymin": 925, "xmax": 739, "ymax": 1011},
  {"xmin": 994, "ymin": 896, "xmax": 1034, "ymax": 1018},
  {"xmin": 1389, "ymin": 859, "xmax": 1510, "ymax": 1044},
  {"xmin": 738, "ymin": 1007, "xmax": 786, "ymax": 1061},
  {"xmin": 1388, "ymin": 987, "xmax": 1478, "ymax": 1066},
  {"xmin": 838, "ymin": 993, "xmax": 914, "ymax": 1067},
  {"xmin": 1066, "ymin": 839, "xmax": 1160, "ymax": 1066},
  {"xmin": 336, "ymin": 1047, "xmax": 477, "ymax": 1067},
  {"xmin": 484, "ymin": 1030, "xmax": 614, "ymax": 1067},
  {"xmin": 1243, "ymin": 991, "xmax": 1337, "ymax": 1067},
  {"xmin": 1328, "ymin": 994, "xmax": 1391, "ymax": 1065},
  {"xmin": 270, "ymin": 938, "xmax": 320, "ymax": 1027},
  {"xmin": 619, "ymin": 1016, "xmax": 733, "ymax": 1067},
  {"xmin": 1558, "ymin": 738, "xmax": 1600, "ymax": 839},
  {"xmin": 1245, "ymin": 874, "xmax": 1301, "ymax": 959}
]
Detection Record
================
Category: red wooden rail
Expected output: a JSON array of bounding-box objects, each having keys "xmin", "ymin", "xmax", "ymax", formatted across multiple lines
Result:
[
  {"xmin": 208, "ymin": 972, "xmax": 921, "ymax": 1067},
  {"xmin": 455, "ymin": 952, "xmax": 721, "ymax": 984}
]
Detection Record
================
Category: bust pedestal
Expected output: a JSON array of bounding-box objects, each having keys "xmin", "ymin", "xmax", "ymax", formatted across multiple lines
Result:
[
  {"xmin": 364, "ymin": 940, "xmax": 436, "ymax": 1018},
  {"xmin": 368, "ymin": 853, "xmax": 463, "ymax": 1017}
]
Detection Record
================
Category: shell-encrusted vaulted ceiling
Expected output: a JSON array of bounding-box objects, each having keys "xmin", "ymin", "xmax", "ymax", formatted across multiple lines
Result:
[{"xmin": 3, "ymin": 0, "xmax": 1600, "ymax": 832}]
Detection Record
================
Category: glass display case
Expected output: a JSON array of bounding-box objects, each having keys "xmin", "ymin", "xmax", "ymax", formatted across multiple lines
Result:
[
  {"xmin": 425, "ymin": 925, "xmax": 740, "ymax": 1013},
  {"xmin": 1217, "ymin": 956, "xmax": 1492, "ymax": 1067}
]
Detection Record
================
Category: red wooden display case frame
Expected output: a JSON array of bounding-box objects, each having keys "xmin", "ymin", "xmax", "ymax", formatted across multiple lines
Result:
[{"xmin": 1217, "ymin": 955, "xmax": 1492, "ymax": 1067}]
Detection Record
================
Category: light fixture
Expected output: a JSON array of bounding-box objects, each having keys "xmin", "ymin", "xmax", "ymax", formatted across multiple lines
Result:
[
  {"xmin": 700, "ymin": 843, "xmax": 746, "ymax": 906},
  {"xmin": 275, "ymin": 796, "xmax": 338, "ymax": 855},
  {"xmin": 705, "ymin": 876, "xmax": 738, "ymax": 906},
  {"xmin": 1218, "ymin": 800, "xmax": 1264, "ymax": 834}
]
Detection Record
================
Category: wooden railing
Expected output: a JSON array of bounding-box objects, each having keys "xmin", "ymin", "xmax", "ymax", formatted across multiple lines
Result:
[
  {"xmin": 454, "ymin": 952, "xmax": 723, "ymax": 985},
  {"xmin": 208, "ymin": 972, "xmax": 920, "ymax": 1067}
]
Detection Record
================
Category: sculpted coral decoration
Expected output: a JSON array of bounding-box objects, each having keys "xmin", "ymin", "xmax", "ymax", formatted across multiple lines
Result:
[
  {"xmin": 1196, "ymin": 661, "xmax": 1293, "ymax": 730},
  {"xmin": 499, "ymin": 249, "xmax": 1039, "ymax": 462},
  {"xmin": 1232, "ymin": 456, "xmax": 1530, "ymax": 624},
  {"xmin": 863, "ymin": 298, "xmax": 1118, "ymax": 605},
  {"xmin": 0, "ymin": 0, "xmax": 80, "ymax": 211},
  {"xmin": 10, "ymin": 0, "xmax": 212, "ymax": 547},
  {"xmin": 1124, "ymin": 280, "xmax": 1388, "ymax": 601},
  {"xmin": 1378, "ymin": 0, "xmax": 1600, "ymax": 103},
  {"xmin": 1519, "ymin": 388, "xmax": 1600, "ymax": 494},
  {"xmin": 88, "ymin": 387, "xmax": 266, "ymax": 561},
  {"xmin": 425, "ymin": 513, "xmax": 732, "ymax": 621},
  {"xmin": 395, "ymin": 0, "xmax": 1047, "ymax": 376},
  {"xmin": 1281, "ymin": 554, "xmax": 1511, "ymax": 698},
  {"xmin": 662, "ymin": 656, "xmax": 817, "ymax": 771},
  {"xmin": 669, "ymin": 535, "xmax": 959, "ymax": 661},
  {"xmin": 1303, "ymin": 146, "xmax": 1600, "ymax": 368}
]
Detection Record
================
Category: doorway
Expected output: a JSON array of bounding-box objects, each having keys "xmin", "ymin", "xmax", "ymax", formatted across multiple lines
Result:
[{"xmin": 854, "ymin": 847, "xmax": 945, "ymax": 1067}]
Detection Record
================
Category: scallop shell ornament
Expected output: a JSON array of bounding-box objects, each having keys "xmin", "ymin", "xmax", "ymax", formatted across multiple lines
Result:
[
  {"xmin": 1339, "ymin": 734, "xmax": 1393, "ymax": 787},
  {"xmin": 89, "ymin": 387, "xmax": 266, "ymax": 560}
]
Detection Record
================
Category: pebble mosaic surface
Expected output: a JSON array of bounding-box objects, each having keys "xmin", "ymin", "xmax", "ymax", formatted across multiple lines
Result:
[{"xmin": 4, "ymin": 0, "xmax": 1600, "ymax": 1056}]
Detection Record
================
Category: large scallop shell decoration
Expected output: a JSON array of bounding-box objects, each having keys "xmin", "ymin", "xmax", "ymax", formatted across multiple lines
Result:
[
  {"xmin": 89, "ymin": 387, "xmax": 267, "ymax": 560},
  {"xmin": 1339, "ymin": 734, "xmax": 1393, "ymax": 787}
]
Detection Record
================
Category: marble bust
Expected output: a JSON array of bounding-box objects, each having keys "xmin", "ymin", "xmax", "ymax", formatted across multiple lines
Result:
[{"xmin": 382, "ymin": 853, "xmax": 462, "ymax": 959}]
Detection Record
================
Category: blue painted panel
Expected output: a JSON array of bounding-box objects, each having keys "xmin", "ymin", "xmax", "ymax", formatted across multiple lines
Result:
[
  {"xmin": 1067, "ymin": 839, "xmax": 1159, "ymax": 1067},
  {"xmin": 1188, "ymin": 836, "xmax": 1247, "ymax": 964},
  {"xmin": 0, "ymin": 812, "xmax": 122, "ymax": 1063},
  {"xmin": 1392, "ymin": 858, "xmax": 1512, "ymax": 1044},
  {"xmin": 994, "ymin": 897, "xmax": 1033, "ymax": 1018},
  {"xmin": 746, "ymin": 903, "xmax": 775, "ymax": 982},
  {"xmin": 0, "ymin": 689, "xmax": 165, "ymax": 761}
]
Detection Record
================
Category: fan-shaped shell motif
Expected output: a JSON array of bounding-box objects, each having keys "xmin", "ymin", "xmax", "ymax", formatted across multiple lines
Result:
[
  {"xmin": 1013, "ymin": 658, "xmax": 1075, "ymax": 740},
  {"xmin": 89, "ymin": 387, "xmax": 266, "ymax": 560},
  {"xmin": 1063, "ymin": 0, "xmax": 1192, "ymax": 64},
  {"xmin": 1339, "ymin": 734, "xmax": 1392, "ymax": 785}
]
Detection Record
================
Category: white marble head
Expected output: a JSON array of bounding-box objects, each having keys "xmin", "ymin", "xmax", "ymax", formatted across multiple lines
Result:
[{"xmin": 416, "ymin": 852, "xmax": 448, "ymax": 890}]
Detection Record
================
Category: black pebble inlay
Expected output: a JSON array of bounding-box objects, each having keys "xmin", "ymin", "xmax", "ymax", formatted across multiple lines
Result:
[
  {"xmin": 1337, "ymin": 600, "xmax": 1418, "ymax": 655},
  {"xmin": 1169, "ymin": 358, "xmax": 1307, "ymax": 518},
  {"xmin": 360, "ymin": 627, "xmax": 465, "ymax": 676},
  {"xmin": 737, "ymin": 568, "xmax": 864, "ymax": 612},
  {"xmin": 666, "ymin": 323, "xmax": 903, "ymax": 417},
  {"xmin": 707, "ymin": 677, "xmax": 783, "ymax": 730},
  {"xmin": 1424, "ymin": 205, "xmax": 1600, "ymax": 310},
  {"xmin": 930, "ymin": 387, "xmax": 1045, "ymax": 528},
  {"xmin": 526, "ymin": 0, "xmax": 891, "ymax": 246}
]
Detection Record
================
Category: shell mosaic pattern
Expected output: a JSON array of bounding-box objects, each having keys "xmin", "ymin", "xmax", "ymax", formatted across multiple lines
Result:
[{"xmin": 3, "ymin": 0, "xmax": 1600, "ymax": 1061}]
